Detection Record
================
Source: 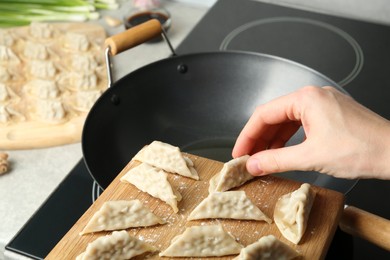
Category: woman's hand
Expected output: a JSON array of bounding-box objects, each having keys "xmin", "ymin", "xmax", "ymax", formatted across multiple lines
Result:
[{"xmin": 232, "ymin": 86, "xmax": 390, "ymax": 180}]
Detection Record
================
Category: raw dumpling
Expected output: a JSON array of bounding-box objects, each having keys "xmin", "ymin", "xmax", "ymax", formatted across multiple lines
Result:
[
  {"xmin": 64, "ymin": 32, "xmax": 90, "ymax": 51},
  {"xmin": 34, "ymin": 99, "xmax": 65, "ymax": 122},
  {"xmin": 233, "ymin": 235, "xmax": 300, "ymax": 260},
  {"xmin": 58, "ymin": 71, "xmax": 98, "ymax": 91},
  {"xmin": 76, "ymin": 230, "xmax": 156, "ymax": 260},
  {"xmin": 29, "ymin": 60, "xmax": 56, "ymax": 79},
  {"xmin": 71, "ymin": 54, "xmax": 98, "ymax": 72},
  {"xmin": 71, "ymin": 72, "xmax": 98, "ymax": 90},
  {"xmin": 0, "ymin": 66, "xmax": 9, "ymax": 82},
  {"xmin": 25, "ymin": 79, "xmax": 59, "ymax": 99},
  {"xmin": 120, "ymin": 162, "xmax": 182, "ymax": 213},
  {"xmin": 0, "ymin": 104, "xmax": 24, "ymax": 123},
  {"xmin": 209, "ymin": 155, "xmax": 254, "ymax": 193},
  {"xmin": 74, "ymin": 90, "xmax": 101, "ymax": 111},
  {"xmin": 133, "ymin": 140, "xmax": 199, "ymax": 180},
  {"xmin": 188, "ymin": 191, "xmax": 272, "ymax": 223},
  {"xmin": 0, "ymin": 104, "xmax": 10, "ymax": 123},
  {"xmin": 0, "ymin": 46, "xmax": 20, "ymax": 64},
  {"xmin": 160, "ymin": 224, "xmax": 243, "ymax": 257},
  {"xmin": 0, "ymin": 30, "xmax": 14, "ymax": 47},
  {"xmin": 24, "ymin": 41, "xmax": 48, "ymax": 60},
  {"xmin": 80, "ymin": 200, "xmax": 165, "ymax": 235},
  {"xmin": 0, "ymin": 83, "xmax": 9, "ymax": 101},
  {"xmin": 274, "ymin": 183, "xmax": 316, "ymax": 244},
  {"xmin": 29, "ymin": 22, "xmax": 53, "ymax": 39}
]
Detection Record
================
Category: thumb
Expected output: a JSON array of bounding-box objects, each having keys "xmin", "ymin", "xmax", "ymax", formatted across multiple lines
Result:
[{"xmin": 246, "ymin": 145, "xmax": 312, "ymax": 175}]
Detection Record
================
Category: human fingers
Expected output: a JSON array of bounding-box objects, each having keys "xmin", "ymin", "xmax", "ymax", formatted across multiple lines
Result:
[
  {"xmin": 245, "ymin": 86, "xmax": 390, "ymax": 179},
  {"xmin": 232, "ymin": 89, "xmax": 302, "ymax": 158},
  {"xmin": 232, "ymin": 124, "xmax": 276, "ymax": 158},
  {"xmin": 232, "ymin": 122, "xmax": 301, "ymax": 161},
  {"xmin": 246, "ymin": 143, "xmax": 313, "ymax": 175},
  {"xmin": 267, "ymin": 122, "xmax": 302, "ymax": 149}
]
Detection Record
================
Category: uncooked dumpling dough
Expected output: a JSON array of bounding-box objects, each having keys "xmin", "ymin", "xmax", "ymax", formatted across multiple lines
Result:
[
  {"xmin": 133, "ymin": 140, "xmax": 199, "ymax": 180},
  {"xmin": 160, "ymin": 224, "xmax": 243, "ymax": 257},
  {"xmin": 188, "ymin": 191, "xmax": 272, "ymax": 223},
  {"xmin": 274, "ymin": 183, "xmax": 316, "ymax": 244},
  {"xmin": 233, "ymin": 235, "xmax": 300, "ymax": 260},
  {"xmin": 209, "ymin": 155, "xmax": 254, "ymax": 193},
  {"xmin": 80, "ymin": 200, "xmax": 165, "ymax": 235},
  {"xmin": 76, "ymin": 230, "xmax": 156, "ymax": 260},
  {"xmin": 29, "ymin": 22, "xmax": 54, "ymax": 39},
  {"xmin": 120, "ymin": 162, "xmax": 182, "ymax": 213},
  {"xmin": 24, "ymin": 41, "xmax": 48, "ymax": 60}
]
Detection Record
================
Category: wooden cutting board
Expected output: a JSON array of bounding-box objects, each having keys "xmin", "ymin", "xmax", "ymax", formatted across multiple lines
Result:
[
  {"xmin": 46, "ymin": 153, "xmax": 345, "ymax": 259},
  {"xmin": 0, "ymin": 22, "xmax": 107, "ymax": 150}
]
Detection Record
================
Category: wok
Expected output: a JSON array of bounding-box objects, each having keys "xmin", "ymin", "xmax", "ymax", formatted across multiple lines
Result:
[
  {"xmin": 82, "ymin": 20, "xmax": 356, "ymax": 192},
  {"xmin": 82, "ymin": 19, "xmax": 390, "ymax": 252}
]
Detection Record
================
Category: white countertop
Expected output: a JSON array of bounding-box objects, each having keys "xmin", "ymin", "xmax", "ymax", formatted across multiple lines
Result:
[{"xmin": 1, "ymin": 0, "xmax": 389, "ymax": 259}]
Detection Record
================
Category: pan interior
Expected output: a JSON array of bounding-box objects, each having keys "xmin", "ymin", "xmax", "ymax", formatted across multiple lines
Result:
[{"xmin": 82, "ymin": 51, "xmax": 357, "ymax": 194}]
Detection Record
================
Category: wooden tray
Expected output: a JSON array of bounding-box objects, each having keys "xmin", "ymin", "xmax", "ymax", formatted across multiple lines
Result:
[
  {"xmin": 0, "ymin": 22, "xmax": 107, "ymax": 149},
  {"xmin": 46, "ymin": 153, "xmax": 345, "ymax": 259}
]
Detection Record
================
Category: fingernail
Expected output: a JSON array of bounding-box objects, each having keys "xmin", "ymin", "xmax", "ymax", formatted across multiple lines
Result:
[{"xmin": 247, "ymin": 158, "xmax": 264, "ymax": 175}]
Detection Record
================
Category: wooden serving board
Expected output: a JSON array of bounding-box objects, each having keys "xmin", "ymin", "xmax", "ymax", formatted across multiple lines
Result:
[
  {"xmin": 0, "ymin": 22, "xmax": 107, "ymax": 149},
  {"xmin": 46, "ymin": 153, "xmax": 345, "ymax": 259}
]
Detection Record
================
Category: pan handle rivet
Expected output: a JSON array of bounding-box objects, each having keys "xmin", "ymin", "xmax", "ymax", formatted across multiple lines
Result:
[
  {"xmin": 177, "ymin": 64, "xmax": 188, "ymax": 73},
  {"xmin": 111, "ymin": 94, "xmax": 120, "ymax": 105}
]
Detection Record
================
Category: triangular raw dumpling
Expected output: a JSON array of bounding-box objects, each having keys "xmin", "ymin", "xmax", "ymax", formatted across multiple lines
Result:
[
  {"xmin": 233, "ymin": 235, "xmax": 300, "ymax": 260},
  {"xmin": 79, "ymin": 200, "xmax": 165, "ymax": 235},
  {"xmin": 133, "ymin": 140, "xmax": 199, "ymax": 180},
  {"xmin": 160, "ymin": 224, "xmax": 243, "ymax": 257},
  {"xmin": 120, "ymin": 162, "xmax": 182, "ymax": 213},
  {"xmin": 209, "ymin": 155, "xmax": 254, "ymax": 193},
  {"xmin": 76, "ymin": 230, "xmax": 156, "ymax": 260},
  {"xmin": 274, "ymin": 183, "xmax": 316, "ymax": 244},
  {"xmin": 188, "ymin": 191, "xmax": 272, "ymax": 223}
]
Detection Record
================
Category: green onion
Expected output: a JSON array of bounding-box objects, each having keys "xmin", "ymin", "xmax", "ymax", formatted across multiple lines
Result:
[{"xmin": 0, "ymin": 0, "xmax": 119, "ymax": 27}]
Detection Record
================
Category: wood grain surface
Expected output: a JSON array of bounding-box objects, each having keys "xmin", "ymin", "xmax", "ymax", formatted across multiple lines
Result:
[{"xmin": 46, "ymin": 153, "xmax": 345, "ymax": 259}]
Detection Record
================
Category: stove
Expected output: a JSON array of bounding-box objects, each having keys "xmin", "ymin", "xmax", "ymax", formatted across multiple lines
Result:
[
  {"xmin": 176, "ymin": 1, "xmax": 390, "ymax": 120},
  {"xmin": 6, "ymin": 0, "xmax": 390, "ymax": 259}
]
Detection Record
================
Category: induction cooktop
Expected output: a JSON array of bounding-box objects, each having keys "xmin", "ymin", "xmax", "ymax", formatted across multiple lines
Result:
[{"xmin": 6, "ymin": 0, "xmax": 390, "ymax": 259}]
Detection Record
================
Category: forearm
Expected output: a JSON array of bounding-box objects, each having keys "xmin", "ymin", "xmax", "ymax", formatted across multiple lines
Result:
[{"xmin": 367, "ymin": 118, "xmax": 390, "ymax": 180}]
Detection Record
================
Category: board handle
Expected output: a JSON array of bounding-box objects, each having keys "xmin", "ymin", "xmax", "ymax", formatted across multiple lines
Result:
[
  {"xmin": 104, "ymin": 19, "xmax": 162, "ymax": 56},
  {"xmin": 339, "ymin": 205, "xmax": 390, "ymax": 251}
]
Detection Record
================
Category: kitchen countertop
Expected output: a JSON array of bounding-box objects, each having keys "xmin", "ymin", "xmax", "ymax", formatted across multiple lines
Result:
[
  {"xmin": 0, "ymin": 1, "xmax": 210, "ymax": 259},
  {"xmin": 1, "ymin": 0, "xmax": 389, "ymax": 259}
]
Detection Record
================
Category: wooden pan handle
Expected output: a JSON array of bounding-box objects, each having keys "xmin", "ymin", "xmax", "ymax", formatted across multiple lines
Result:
[
  {"xmin": 104, "ymin": 19, "xmax": 162, "ymax": 56},
  {"xmin": 339, "ymin": 205, "xmax": 390, "ymax": 251}
]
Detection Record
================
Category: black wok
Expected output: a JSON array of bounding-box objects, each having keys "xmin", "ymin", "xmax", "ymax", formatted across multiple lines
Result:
[
  {"xmin": 82, "ymin": 20, "xmax": 390, "ymax": 251},
  {"xmin": 82, "ymin": 19, "xmax": 357, "ymax": 193}
]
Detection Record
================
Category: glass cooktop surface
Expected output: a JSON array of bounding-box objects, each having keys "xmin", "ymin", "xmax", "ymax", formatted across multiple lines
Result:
[{"xmin": 6, "ymin": 0, "xmax": 390, "ymax": 259}]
